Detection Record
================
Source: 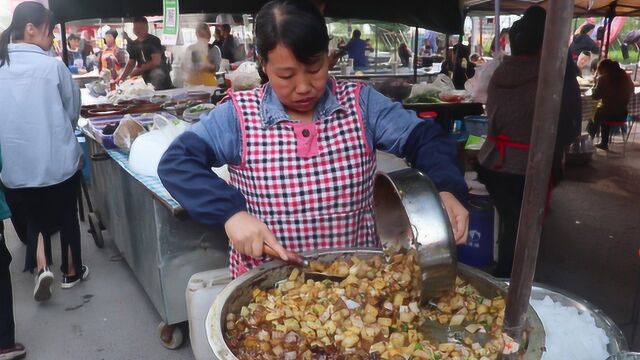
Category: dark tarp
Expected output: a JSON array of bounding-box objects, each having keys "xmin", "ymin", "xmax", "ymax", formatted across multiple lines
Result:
[
  {"xmin": 464, "ymin": 0, "xmax": 640, "ymax": 17},
  {"xmin": 49, "ymin": 0, "xmax": 464, "ymax": 34}
]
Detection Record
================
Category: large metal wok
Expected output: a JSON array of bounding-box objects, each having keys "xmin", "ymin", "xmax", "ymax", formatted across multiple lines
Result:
[{"xmin": 206, "ymin": 248, "xmax": 547, "ymax": 360}]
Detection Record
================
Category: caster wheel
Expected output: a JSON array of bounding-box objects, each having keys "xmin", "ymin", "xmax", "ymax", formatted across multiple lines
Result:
[
  {"xmin": 158, "ymin": 322, "xmax": 184, "ymax": 350},
  {"xmin": 88, "ymin": 212, "xmax": 105, "ymax": 248}
]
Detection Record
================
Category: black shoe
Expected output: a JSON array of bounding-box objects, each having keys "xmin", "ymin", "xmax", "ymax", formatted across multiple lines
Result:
[
  {"xmin": 595, "ymin": 143, "xmax": 609, "ymax": 151},
  {"xmin": 61, "ymin": 265, "xmax": 90, "ymax": 289},
  {"xmin": 33, "ymin": 267, "xmax": 54, "ymax": 302},
  {"xmin": 0, "ymin": 342, "xmax": 26, "ymax": 360}
]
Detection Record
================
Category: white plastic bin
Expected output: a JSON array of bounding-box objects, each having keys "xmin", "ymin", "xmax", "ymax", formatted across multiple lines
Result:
[{"xmin": 186, "ymin": 268, "xmax": 232, "ymax": 360}]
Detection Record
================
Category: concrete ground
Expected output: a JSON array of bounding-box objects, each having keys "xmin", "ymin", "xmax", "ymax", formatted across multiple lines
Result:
[
  {"xmin": 3, "ymin": 221, "xmax": 195, "ymax": 360},
  {"xmin": 536, "ymin": 132, "xmax": 640, "ymax": 350},
  {"xmin": 2, "ymin": 128, "xmax": 640, "ymax": 358}
]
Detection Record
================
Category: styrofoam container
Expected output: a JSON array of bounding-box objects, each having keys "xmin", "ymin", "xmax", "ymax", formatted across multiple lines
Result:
[{"xmin": 186, "ymin": 268, "xmax": 231, "ymax": 360}]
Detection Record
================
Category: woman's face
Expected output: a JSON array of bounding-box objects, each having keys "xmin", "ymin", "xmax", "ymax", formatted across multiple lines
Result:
[
  {"xmin": 263, "ymin": 43, "xmax": 329, "ymax": 117},
  {"xmin": 26, "ymin": 22, "xmax": 53, "ymax": 51},
  {"xmin": 105, "ymin": 34, "xmax": 115, "ymax": 47}
]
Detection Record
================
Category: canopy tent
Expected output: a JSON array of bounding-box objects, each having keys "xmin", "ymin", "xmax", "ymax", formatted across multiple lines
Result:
[
  {"xmin": 464, "ymin": 0, "xmax": 640, "ymax": 16},
  {"xmin": 48, "ymin": 0, "xmax": 464, "ymax": 34}
]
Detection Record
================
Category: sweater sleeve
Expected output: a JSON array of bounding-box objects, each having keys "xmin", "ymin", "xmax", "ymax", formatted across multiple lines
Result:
[
  {"xmin": 158, "ymin": 131, "xmax": 247, "ymax": 227},
  {"xmin": 403, "ymin": 121, "xmax": 468, "ymax": 202}
]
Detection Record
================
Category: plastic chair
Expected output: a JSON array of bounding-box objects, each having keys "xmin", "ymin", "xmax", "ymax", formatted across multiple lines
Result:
[{"xmin": 600, "ymin": 120, "xmax": 630, "ymax": 156}]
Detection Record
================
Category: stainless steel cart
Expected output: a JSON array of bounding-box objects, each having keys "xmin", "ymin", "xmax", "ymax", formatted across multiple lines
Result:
[{"xmin": 86, "ymin": 136, "xmax": 229, "ymax": 349}]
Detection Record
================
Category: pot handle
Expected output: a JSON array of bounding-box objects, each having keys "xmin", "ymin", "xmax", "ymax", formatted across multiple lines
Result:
[{"xmin": 91, "ymin": 153, "xmax": 110, "ymax": 162}]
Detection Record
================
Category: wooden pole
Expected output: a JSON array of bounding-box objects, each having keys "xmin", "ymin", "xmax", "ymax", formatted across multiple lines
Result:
[
  {"xmin": 604, "ymin": 1, "xmax": 618, "ymax": 59},
  {"xmin": 494, "ymin": 0, "xmax": 501, "ymax": 56},
  {"xmin": 413, "ymin": 27, "xmax": 419, "ymax": 83},
  {"xmin": 503, "ymin": 0, "xmax": 574, "ymax": 351},
  {"xmin": 61, "ymin": 21, "xmax": 69, "ymax": 66}
]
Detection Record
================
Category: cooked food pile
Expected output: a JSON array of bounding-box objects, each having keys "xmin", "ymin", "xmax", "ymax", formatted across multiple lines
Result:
[{"xmin": 225, "ymin": 252, "xmax": 513, "ymax": 360}]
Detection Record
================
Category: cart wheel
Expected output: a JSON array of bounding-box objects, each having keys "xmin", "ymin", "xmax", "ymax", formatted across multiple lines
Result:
[
  {"xmin": 88, "ymin": 212, "xmax": 105, "ymax": 248},
  {"xmin": 158, "ymin": 322, "xmax": 184, "ymax": 350}
]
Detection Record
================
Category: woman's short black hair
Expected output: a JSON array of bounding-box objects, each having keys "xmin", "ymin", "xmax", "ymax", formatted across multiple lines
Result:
[
  {"xmin": 105, "ymin": 29, "xmax": 118, "ymax": 39},
  {"xmin": 509, "ymin": 5, "xmax": 546, "ymax": 56},
  {"xmin": 254, "ymin": 0, "xmax": 329, "ymax": 64},
  {"xmin": 581, "ymin": 23, "xmax": 595, "ymax": 36}
]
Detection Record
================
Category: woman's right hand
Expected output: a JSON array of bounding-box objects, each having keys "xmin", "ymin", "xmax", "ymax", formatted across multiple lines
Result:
[{"xmin": 224, "ymin": 211, "xmax": 289, "ymax": 261}]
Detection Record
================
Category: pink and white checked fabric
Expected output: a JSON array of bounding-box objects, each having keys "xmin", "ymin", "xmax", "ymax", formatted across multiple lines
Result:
[{"xmin": 226, "ymin": 80, "xmax": 378, "ymax": 277}]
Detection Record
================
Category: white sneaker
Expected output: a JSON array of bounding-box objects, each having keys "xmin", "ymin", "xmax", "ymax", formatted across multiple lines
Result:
[{"xmin": 33, "ymin": 267, "xmax": 54, "ymax": 302}]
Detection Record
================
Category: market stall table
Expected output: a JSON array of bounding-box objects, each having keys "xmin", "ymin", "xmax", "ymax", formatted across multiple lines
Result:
[{"xmin": 79, "ymin": 106, "xmax": 230, "ymax": 349}]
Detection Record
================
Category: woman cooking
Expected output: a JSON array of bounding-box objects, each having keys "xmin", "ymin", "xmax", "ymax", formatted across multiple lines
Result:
[{"xmin": 158, "ymin": 0, "xmax": 469, "ymax": 277}]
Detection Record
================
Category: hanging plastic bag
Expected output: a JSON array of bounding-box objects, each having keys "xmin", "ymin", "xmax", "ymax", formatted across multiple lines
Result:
[
  {"xmin": 465, "ymin": 58, "xmax": 501, "ymax": 104},
  {"xmin": 112, "ymin": 115, "xmax": 147, "ymax": 150},
  {"xmin": 128, "ymin": 114, "xmax": 188, "ymax": 177},
  {"xmin": 226, "ymin": 62, "xmax": 261, "ymax": 90},
  {"xmin": 409, "ymin": 74, "xmax": 455, "ymax": 98}
]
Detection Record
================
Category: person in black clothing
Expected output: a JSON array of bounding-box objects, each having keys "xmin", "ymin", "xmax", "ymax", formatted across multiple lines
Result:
[
  {"xmin": 218, "ymin": 24, "xmax": 237, "ymax": 63},
  {"xmin": 569, "ymin": 23, "xmax": 599, "ymax": 61},
  {"xmin": 213, "ymin": 27, "xmax": 223, "ymax": 48},
  {"xmin": 117, "ymin": 17, "xmax": 173, "ymax": 90}
]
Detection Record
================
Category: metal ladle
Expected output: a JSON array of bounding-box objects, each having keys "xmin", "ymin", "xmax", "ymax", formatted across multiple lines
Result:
[{"xmin": 262, "ymin": 244, "xmax": 347, "ymax": 282}]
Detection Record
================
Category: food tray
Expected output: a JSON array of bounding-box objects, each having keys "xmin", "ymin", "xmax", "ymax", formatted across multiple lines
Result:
[{"xmin": 87, "ymin": 112, "xmax": 175, "ymax": 150}]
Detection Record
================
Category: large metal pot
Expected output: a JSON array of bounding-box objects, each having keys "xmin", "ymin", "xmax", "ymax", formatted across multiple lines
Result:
[
  {"xmin": 206, "ymin": 248, "xmax": 546, "ymax": 360},
  {"xmin": 374, "ymin": 168, "xmax": 457, "ymax": 299}
]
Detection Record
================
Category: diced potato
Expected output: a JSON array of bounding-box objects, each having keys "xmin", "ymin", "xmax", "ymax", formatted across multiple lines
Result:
[
  {"xmin": 437, "ymin": 314, "xmax": 450, "ymax": 325},
  {"xmin": 300, "ymin": 327, "xmax": 316, "ymax": 339},
  {"xmin": 477, "ymin": 304, "xmax": 489, "ymax": 315},
  {"xmin": 284, "ymin": 318, "xmax": 300, "ymax": 331},
  {"xmin": 407, "ymin": 329, "xmax": 418, "ymax": 343},
  {"xmin": 370, "ymin": 341, "xmax": 387, "ymax": 354},
  {"xmin": 413, "ymin": 349, "xmax": 433, "ymax": 359},
  {"xmin": 272, "ymin": 345, "xmax": 284, "ymax": 357},
  {"xmin": 449, "ymin": 314, "xmax": 465, "ymax": 326},
  {"xmin": 323, "ymin": 320, "xmax": 337, "ymax": 334},
  {"xmin": 438, "ymin": 343, "xmax": 456, "ymax": 353},
  {"xmin": 240, "ymin": 306, "xmax": 250, "ymax": 318},
  {"xmin": 450, "ymin": 295, "xmax": 465, "ymax": 311},
  {"xmin": 393, "ymin": 292, "xmax": 407, "ymax": 307},
  {"xmin": 465, "ymin": 324, "xmax": 485, "ymax": 334},
  {"xmin": 378, "ymin": 317, "xmax": 393, "ymax": 327},
  {"xmin": 389, "ymin": 332, "xmax": 406, "ymax": 348},
  {"xmin": 400, "ymin": 312, "xmax": 416, "ymax": 323},
  {"xmin": 342, "ymin": 333, "xmax": 360, "ymax": 348},
  {"xmin": 492, "ymin": 297, "xmax": 506, "ymax": 309}
]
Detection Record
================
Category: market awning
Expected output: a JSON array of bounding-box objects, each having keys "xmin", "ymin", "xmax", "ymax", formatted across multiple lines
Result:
[
  {"xmin": 48, "ymin": 0, "xmax": 464, "ymax": 34},
  {"xmin": 464, "ymin": 0, "xmax": 640, "ymax": 16}
]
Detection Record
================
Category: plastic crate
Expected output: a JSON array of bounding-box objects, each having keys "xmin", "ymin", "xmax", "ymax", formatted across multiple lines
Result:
[{"xmin": 464, "ymin": 115, "xmax": 488, "ymax": 137}]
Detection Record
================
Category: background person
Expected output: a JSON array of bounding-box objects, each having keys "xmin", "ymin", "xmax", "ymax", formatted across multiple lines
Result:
[
  {"xmin": 569, "ymin": 23, "xmax": 599, "ymax": 61},
  {"xmin": 477, "ymin": 6, "xmax": 580, "ymax": 278},
  {"xmin": 183, "ymin": 23, "xmax": 221, "ymax": 86},
  {"xmin": 97, "ymin": 29, "xmax": 126, "ymax": 79},
  {"xmin": 588, "ymin": 59, "xmax": 634, "ymax": 151},
  {"xmin": 118, "ymin": 16, "xmax": 173, "ymax": 90},
  {"xmin": 0, "ymin": 1, "xmax": 90, "ymax": 301},
  {"xmin": 0, "ymin": 148, "xmax": 25, "ymax": 360}
]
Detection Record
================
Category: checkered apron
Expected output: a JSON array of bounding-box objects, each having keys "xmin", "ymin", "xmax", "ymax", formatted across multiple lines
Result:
[{"xmin": 226, "ymin": 80, "xmax": 378, "ymax": 277}]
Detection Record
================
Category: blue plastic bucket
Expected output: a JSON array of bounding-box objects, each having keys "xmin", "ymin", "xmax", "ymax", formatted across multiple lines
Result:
[
  {"xmin": 464, "ymin": 115, "xmax": 488, "ymax": 137},
  {"xmin": 457, "ymin": 195, "xmax": 494, "ymax": 267}
]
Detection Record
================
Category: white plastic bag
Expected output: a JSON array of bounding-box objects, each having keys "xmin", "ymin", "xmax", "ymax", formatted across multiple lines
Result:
[
  {"xmin": 409, "ymin": 74, "xmax": 455, "ymax": 98},
  {"xmin": 465, "ymin": 58, "xmax": 501, "ymax": 103},
  {"xmin": 129, "ymin": 114, "xmax": 188, "ymax": 177},
  {"xmin": 113, "ymin": 116, "xmax": 147, "ymax": 150},
  {"xmin": 226, "ymin": 62, "xmax": 261, "ymax": 90}
]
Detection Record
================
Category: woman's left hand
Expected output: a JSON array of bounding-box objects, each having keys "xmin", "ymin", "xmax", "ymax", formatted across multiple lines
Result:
[{"xmin": 440, "ymin": 192, "xmax": 469, "ymax": 245}]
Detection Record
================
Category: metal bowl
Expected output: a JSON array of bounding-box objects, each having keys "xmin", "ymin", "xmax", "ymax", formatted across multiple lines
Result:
[
  {"xmin": 530, "ymin": 284, "xmax": 628, "ymax": 356},
  {"xmin": 206, "ymin": 249, "xmax": 546, "ymax": 360},
  {"xmin": 374, "ymin": 169, "xmax": 456, "ymax": 299}
]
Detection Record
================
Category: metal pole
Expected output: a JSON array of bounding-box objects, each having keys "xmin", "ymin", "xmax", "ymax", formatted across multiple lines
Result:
[
  {"xmin": 480, "ymin": 17, "xmax": 484, "ymax": 56},
  {"xmin": 494, "ymin": 0, "xmax": 501, "ymax": 56},
  {"xmin": 413, "ymin": 27, "xmax": 419, "ymax": 83},
  {"xmin": 503, "ymin": 0, "xmax": 574, "ymax": 350},
  {"xmin": 61, "ymin": 21, "xmax": 69, "ymax": 66},
  {"xmin": 375, "ymin": 27, "xmax": 378, "ymax": 74}
]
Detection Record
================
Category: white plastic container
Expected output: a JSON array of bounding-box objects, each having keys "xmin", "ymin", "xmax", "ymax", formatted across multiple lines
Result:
[{"xmin": 186, "ymin": 268, "xmax": 232, "ymax": 360}]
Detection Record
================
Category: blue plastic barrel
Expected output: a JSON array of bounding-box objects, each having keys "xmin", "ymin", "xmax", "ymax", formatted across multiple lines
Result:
[
  {"xmin": 75, "ymin": 130, "xmax": 91, "ymax": 183},
  {"xmin": 457, "ymin": 195, "xmax": 494, "ymax": 267},
  {"xmin": 464, "ymin": 115, "xmax": 488, "ymax": 137}
]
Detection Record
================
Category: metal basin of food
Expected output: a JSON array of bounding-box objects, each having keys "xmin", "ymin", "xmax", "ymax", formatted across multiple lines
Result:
[
  {"xmin": 374, "ymin": 169, "xmax": 457, "ymax": 300},
  {"xmin": 206, "ymin": 248, "xmax": 546, "ymax": 360}
]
